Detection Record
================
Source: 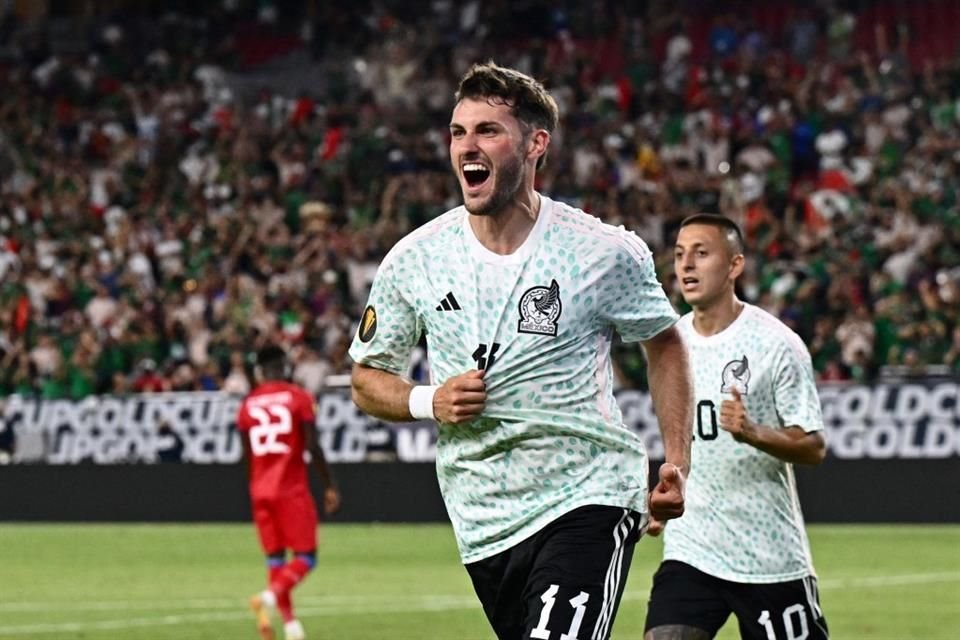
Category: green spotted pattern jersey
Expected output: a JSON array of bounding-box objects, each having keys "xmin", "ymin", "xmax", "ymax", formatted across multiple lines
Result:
[
  {"xmin": 664, "ymin": 303, "xmax": 824, "ymax": 583},
  {"xmin": 349, "ymin": 195, "xmax": 678, "ymax": 563}
]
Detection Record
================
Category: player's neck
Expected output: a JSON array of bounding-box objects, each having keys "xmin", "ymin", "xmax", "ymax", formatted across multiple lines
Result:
[
  {"xmin": 468, "ymin": 190, "xmax": 541, "ymax": 255},
  {"xmin": 691, "ymin": 295, "xmax": 744, "ymax": 337}
]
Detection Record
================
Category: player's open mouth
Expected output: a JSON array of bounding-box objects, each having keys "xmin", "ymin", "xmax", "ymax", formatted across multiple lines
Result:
[
  {"xmin": 681, "ymin": 277, "xmax": 699, "ymax": 288},
  {"xmin": 462, "ymin": 162, "xmax": 491, "ymax": 188}
]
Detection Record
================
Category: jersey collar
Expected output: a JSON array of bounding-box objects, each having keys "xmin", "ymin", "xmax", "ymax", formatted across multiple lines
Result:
[
  {"xmin": 461, "ymin": 194, "xmax": 553, "ymax": 265},
  {"xmin": 683, "ymin": 302, "xmax": 753, "ymax": 345}
]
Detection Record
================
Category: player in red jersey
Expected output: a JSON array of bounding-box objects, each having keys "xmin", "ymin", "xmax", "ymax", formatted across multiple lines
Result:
[{"xmin": 236, "ymin": 345, "xmax": 341, "ymax": 640}]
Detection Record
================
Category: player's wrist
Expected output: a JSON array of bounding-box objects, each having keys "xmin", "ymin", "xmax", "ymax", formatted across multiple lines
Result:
[
  {"xmin": 736, "ymin": 421, "xmax": 758, "ymax": 445},
  {"xmin": 664, "ymin": 460, "xmax": 689, "ymax": 478},
  {"xmin": 408, "ymin": 385, "xmax": 440, "ymax": 420}
]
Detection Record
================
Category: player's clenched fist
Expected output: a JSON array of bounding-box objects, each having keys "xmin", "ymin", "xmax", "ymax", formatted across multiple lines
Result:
[
  {"xmin": 719, "ymin": 388, "xmax": 755, "ymax": 443},
  {"xmin": 646, "ymin": 462, "xmax": 686, "ymax": 536},
  {"xmin": 434, "ymin": 369, "xmax": 487, "ymax": 424}
]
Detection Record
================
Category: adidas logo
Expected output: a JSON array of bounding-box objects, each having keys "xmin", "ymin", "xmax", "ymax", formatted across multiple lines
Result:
[{"xmin": 436, "ymin": 292, "xmax": 461, "ymax": 311}]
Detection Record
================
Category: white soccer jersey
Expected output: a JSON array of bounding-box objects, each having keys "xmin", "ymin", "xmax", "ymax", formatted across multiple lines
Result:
[
  {"xmin": 664, "ymin": 304, "xmax": 823, "ymax": 583},
  {"xmin": 349, "ymin": 195, "xmax": 678, "ymax": 563}
]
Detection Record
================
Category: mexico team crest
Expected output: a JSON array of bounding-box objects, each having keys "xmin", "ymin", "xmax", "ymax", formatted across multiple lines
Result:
[
  {"xmin": 721, "ymin": 355, "xmax": 750, "ymax": 394},
  {"xmin": 518, "ymin": 279, "xmax": 562, "ymax": 336}
]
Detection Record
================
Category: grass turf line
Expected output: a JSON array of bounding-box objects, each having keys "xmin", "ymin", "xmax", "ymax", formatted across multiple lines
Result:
[{"xmin": 0, "ymin": 523, "xmax": 957, "ymax": 639}]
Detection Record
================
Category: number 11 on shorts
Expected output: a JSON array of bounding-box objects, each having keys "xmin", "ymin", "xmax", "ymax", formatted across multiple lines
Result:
[{"xmin": 530, "ymin": 584, "xmax": 591, "ymax": 640}]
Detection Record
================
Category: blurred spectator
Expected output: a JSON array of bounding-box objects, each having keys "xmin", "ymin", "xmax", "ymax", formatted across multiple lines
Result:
[
  {"xmin": 197, "ymin": 362, "xmax": 222, "ymax": 391},
  {"xmin": 131, "ymin": 359, "xmax": 171, "ymax": 393},
  {"xmin": 222, "ymin": 351, "xmax": 252, "ymax": 396},
  {"xmin": 85, "ymin": 283, "xmax": 118, "ymax": 331},
  {"xmin": 29, "ymin": 334, "xmax": 62, "ymax": 377},
  {"xmin": 0, "ymin": 1, "xmax": 956, "ymax": 398},
  {"xmin": 292, "ymin": 345, "xmax": 331, "ymax": 395},
  {"xmin": 836, "ymin": 304, "xmax": 876, "ymax": 370},
  {"xmin": 826, "ymin": 6, "xmax": 856, "ymax": 61},
  {"xmin": 787, "ymin": 7, "xmax": 819, "ymax": 61}
]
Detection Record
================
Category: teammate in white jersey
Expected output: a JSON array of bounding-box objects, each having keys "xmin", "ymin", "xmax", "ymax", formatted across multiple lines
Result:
[
  {"xmin": 644, "ymin": 213, "xmax": 829, "ymax": 640},
  {"xmin": 349, "ymin": 62, "xmax": 694, "ymax": 640}
]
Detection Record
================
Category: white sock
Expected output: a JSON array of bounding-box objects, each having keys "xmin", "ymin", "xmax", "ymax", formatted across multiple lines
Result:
[
  {"xmin": 284, "ymin": 619, "xmax": 305, "ymax": 639},
  {"xmin": 260, "ymin": 589, "xmax": 277, "ymax": 608}
]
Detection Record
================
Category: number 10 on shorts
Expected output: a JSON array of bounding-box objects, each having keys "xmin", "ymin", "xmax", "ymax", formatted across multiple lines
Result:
[{"xmin": 758, "ymin": 604, "xmax": 810, "ymax": 640}]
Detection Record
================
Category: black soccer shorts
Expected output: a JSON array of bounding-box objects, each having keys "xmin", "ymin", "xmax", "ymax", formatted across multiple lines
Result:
[
  {"xmin": 465, "ymin": 504, "xmax": 642, "ymax": 640},
  {"xmin": 644, "ymin": 560, "xmax": 829, "ymax": 639}
]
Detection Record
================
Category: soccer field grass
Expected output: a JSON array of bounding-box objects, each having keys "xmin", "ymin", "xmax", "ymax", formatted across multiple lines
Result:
[{"xmin": 0, "ymin": 524, "xmax": 957, "ymax": 639}]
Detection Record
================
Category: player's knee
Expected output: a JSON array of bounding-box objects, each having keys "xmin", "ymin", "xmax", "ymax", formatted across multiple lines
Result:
[
  {"xmin": 294, "ymin": 551, "xmax": 316, "ymax": 570},
  {"xmin": 266, "ymin": 551, "xmax": 285, "ymax": 567},
  {"xmin": 645, "ymin": 624, "xmax": 712, "ymax": 640}
]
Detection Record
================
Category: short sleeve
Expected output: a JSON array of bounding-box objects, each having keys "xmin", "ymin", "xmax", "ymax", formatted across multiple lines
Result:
[
  {"xmin": 348, "ymin": 253, "xmax": 423, "ymax": 375},
  {"xmin": 773, "ymin": 336, "xmax": 824, "ymax": 433},
  {"xmin": 600, "ymin": 232, "xmax": 679, "ymax": 343}
]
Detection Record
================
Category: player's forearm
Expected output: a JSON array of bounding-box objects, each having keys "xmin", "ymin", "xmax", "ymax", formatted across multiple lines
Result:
[
  {"xmin": 307, "ymin": 440, "xmax": 337, "ymax": 487},
  {"xmin": 312, "ymin": 458, "xmax": 336, "ymax": 488},
  {"xmin": 350, "ymin": 362, "xmax": 418, "ymax": 422},
  {"xmin": 742, "ymin": 426, "xmax": 826, "ymax": 465},
  {"xmin": 644, "ymin": 327, "xmax": 693, "ymax": 475}
]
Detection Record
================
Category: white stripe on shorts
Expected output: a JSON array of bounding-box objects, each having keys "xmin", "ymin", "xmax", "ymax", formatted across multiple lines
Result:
[
  {"xmin": 591, "ymin": 509, "xmax": 634, "ymax": 640},
  {"xmin": 803, "ymin": 575, "xmax": 830, "ymax": 638}
]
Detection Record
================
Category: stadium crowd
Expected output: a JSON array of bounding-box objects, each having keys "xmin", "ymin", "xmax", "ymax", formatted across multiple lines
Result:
[{"xmin": 0, "ymin": 0, "xmax": 958, "ymax": 400}]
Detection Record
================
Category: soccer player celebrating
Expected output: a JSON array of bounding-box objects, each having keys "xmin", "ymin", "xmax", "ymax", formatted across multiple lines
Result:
[
  {"xmin": 349, "ymin": 61, "xmax": 693, "ymax": 640},
  {"xmin": 644, "ymin": 214, "xmax": 829, "ymax": 639},
  {"xmin": 237, "ymin": 345, "xmax": 341, "ymax": 640}
]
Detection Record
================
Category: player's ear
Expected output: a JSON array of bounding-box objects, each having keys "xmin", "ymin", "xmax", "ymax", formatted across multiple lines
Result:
[
  {"xmin": 729, "ymin": 253, "xmax": 745, "ymax": 281},
  {"xmin": 526, "ymin": 129, "xmax": 550, "ymax": 165}
]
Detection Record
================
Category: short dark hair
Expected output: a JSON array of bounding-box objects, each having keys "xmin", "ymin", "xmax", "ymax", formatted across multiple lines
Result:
[
  {"xmin": 455, "ymin": 61, "xmax": 559, "ymax": 169},
  {"xmin": 679, "ymin": 213, "xmax": 745, "ymax": 254},
  {"xmin": 257, "ymin": 345, "xmax": 288, "ymax": 380}
]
